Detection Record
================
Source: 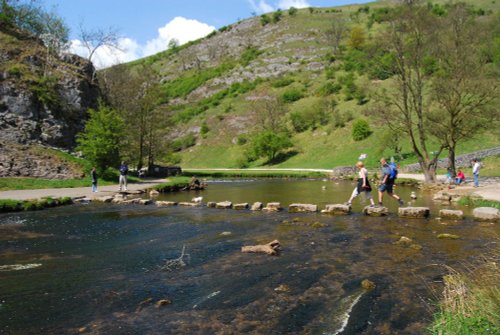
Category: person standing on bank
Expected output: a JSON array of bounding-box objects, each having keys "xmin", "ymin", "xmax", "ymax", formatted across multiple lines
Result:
[
  {"xmin": 346, "ymin": 161, "xmax": 375, "ymax": 207},
  {"xmin": 91, "ymin": 167, "xmax": 98, "ymax": 193},
  {"xmin": 119, "ymin": 161, "xmax": 128, "ymax": 191},
  {"xmin": 378, "ymin": 158, "xmax": 404, "ymax": 206},
  {"xmin": 472, "ymin": 158, "xmax": 481, "ymax": 187}
]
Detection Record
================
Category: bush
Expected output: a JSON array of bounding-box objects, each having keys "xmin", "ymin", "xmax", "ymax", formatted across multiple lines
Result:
[
  {"xmin": 317, "ymin": 81, "xmax": 342, "ymax": 96},
  {"xmin": 272, "ymin": 77, "xmax": 294, "ymax": 88},
  {"xmin": 260, "ymin": 14, "xmax": 271, "ymax": 26},
  {"xmin": 240, "ymin": 47, "xmax": 262, "ymax": 67},
  {"xmin": 272, "ymin": 10, "xmax": 283, "ymax": 23},
  {"xmin": 171, "ymin": 134, "xmax": 197, "ymax": 152},
  {"xmin": 288, "ymin": 7, "xmax": 298, "ymax": 16},
  {"xmin": 352, "ymin": 119, "xmax": 372, "ymax": 141},
  {"xmin": 236, "ymin": 135, "xmax": 247, "ymax": 145},
  {"xmin": 282, "ymin": 89, "xmax": 304, "ymax": 103},
  {"xmin": 200, "ymin": 121, "xmax": 209, "ymax": 138},
  {"xmin": 248, "ymin": 130, "xmax": 293, "ymax": 162}
]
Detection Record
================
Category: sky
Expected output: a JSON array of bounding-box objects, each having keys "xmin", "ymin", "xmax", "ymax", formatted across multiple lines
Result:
[{"xmin": 42, "ymin": 0, "xmax": 372, "ymax": 68}]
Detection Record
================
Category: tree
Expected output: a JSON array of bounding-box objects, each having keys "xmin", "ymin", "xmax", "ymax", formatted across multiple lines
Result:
[
  {"xmin": 348, "ymin": 25, "xmax": 365, "ymax": 50},
  {"xmin": 325, "ymin": 14, "xmax": 349, "ymax": 55},
  {"xmin": 372, "ymin": 3, "xmax": 442, "ymax": 182},
  {"xmin": 352, "ymin": 119, "xmax": 372, "ymax": 141},
  {"xmin": 427, "ymin": 3, "xmax": 498, "ymax": 176},
  {"xmin": 78, "ymin": 24, "xmax": 121, "ymax": 79},
  {"xmin": 76, "ymin": 102, "xmax": 124, "ymax": 173},
  {"xmin": 288, "ymin": 7, "xmax": 298, "ymax": 16},
  {"xmin": 248, "ymin": 130, "xmax": 293, "ymax": 162}
]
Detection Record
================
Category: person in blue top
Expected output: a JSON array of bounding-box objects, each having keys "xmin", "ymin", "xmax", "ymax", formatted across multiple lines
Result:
[
  {"xmin": 119, "ymin": 161, "xmax": 128, "ymax": 191},
  {"xmin": 378, "ymin": 158, "xmax": 404, "ymax": 206}
]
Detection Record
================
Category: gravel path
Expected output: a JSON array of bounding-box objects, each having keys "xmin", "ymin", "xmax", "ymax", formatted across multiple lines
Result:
[{"xmin": 0, "ymin": 179, "xmax": 166, "ymax": 201}]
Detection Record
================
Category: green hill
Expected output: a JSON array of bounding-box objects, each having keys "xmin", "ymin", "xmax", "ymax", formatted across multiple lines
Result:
[{"xmin": 100, "ymin": 0, "xmax": 499, "ymax": 170}]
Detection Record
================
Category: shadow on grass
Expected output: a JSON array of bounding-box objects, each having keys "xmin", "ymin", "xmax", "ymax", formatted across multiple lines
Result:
[{"xmin": 264, "ymin": 150, "xmax": 299, "ymax": 165}]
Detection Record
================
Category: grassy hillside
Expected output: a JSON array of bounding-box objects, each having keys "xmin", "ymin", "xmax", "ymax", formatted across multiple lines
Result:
[{"xmin": 101, "ymin": 0, "xmax": 500, "ymax": 171}]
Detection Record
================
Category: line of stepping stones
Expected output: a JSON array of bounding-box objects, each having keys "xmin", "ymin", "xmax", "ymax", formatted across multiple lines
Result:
[{"xmin": 85, "ymin": 194, "xmax": 499, "ymax": 222}]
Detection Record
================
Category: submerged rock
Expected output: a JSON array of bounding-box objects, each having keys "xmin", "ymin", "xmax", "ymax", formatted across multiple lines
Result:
[
  {"xmin": 361, "ymin": 279, "xmax": 376, "ymax": 290},
  {"xmin": 321, "ymin": 204, "xmax": 351, "ymax": 215},
  {"xmin": 149, "ymin": 190, "xmax": 160, "ymax": 196},
  {"xmin": 396, "ymin": 236, "xmax": 413, "ymax": 246},
  {"xmin": 363, "ymin": 206, "xmax": 388, "ymax": 216},
  {"xmin": 241, "ymin": 239, "xmax": 281, "ymax": 255},
  {"xmin": 439, "ymin": 209, "xmax": 464, "ymax": 220},
  {"xmin": 207, "ymin": 201, "xmax": 217, "ymax": 208},
  {"xmin": 250, "ymin": 202, "xmax": 263, "ymax": 211},
  {"xmin": 437, "ymin": 233, "xmax": 460, "ymax": 239},
  {"xmin": 274, "ymin": 284, "xmax": 291, "ymax": 293},
  {"xmin": 288, "ymin": 203, "xmax": 318, "ymax": 213},
  {"xmin": 472, "ymin": 207, "xmax": 499, "ymax": 222},
  {"xmin": 398, "ymin": 207, "xmax": 430, "ymax": 218},
  {"xmin": 156, "ymin": 299, "xmax": 172, "ymax": 307},
  {"xmin": 95, "ymin": 196, "xmax": 114, "ymax": 203}
]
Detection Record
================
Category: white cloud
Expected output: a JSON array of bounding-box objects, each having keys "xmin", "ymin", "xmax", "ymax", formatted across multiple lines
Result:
[
  {"xmin": 69, "ymin": 17, "xmax": 215, "ymax": 69},
  {"xmin": 278, "ymin": 0, "xmax": 311, "ymax": 9},
  {"xmin": 143, "ymin": 16, "xmax": 215, "ymax": 57},
  {"xmin": 247, "ymin": 0, "xmax": 274, "ymax": 14}
]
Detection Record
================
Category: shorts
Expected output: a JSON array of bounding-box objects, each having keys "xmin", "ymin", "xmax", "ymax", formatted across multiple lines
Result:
[{"xmin": 378, "ymin": 182, "xmax": 394, "ymax": 193}]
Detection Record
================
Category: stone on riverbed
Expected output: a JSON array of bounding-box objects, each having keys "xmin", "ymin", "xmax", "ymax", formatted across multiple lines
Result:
[
  {"xmin": 263, "ymin": 202, "xmax": 282, "ymax": 212},
  {"xmin": 288, "ymin": 203, "xmax": 318, "ymax": 213},
  {"xmin": 207, "ymin": 202, "xmax": 216, "ymax": 208},
  {"xmin": 433, "ymin": 192, "xmax": 451, "ymax": 202},
  {"xmin": 439, "ymin": 209, "xmax": 463, "ymax": 220},
  {"xmin": 234, "ymin": 203, "xmax": 249, "ymax": 210},
  {"xmin": 321, "ymin": 204, "xmax": 351, "ymax": 215},
  {"xmin": 472, "ymin": 207, "xmax": 499, "ymax": 222},
  {"xmin": 398, "ymin": 207, "xmax": 430, "ymax": 218},
  {"xmin": 363, "ymin": 206, "xmax": 388, "ymax": 216},
  {"xmin": 149, "ymin": 190, "xmax": 160, "ymax": 196},
  {"xmin": 216, "ymin": 201, "xmax": 232, "ymax": 209},
  {"xmin": 95, "ymin": 196, "xmax": 114, "ymax": 203},
  {"xmin": 250, "ymin": 202, "xmax": 263, "ymax": 211},
  {"xmin": 156, "ymin": 201, "xmax": 178, "ymax": 207}
]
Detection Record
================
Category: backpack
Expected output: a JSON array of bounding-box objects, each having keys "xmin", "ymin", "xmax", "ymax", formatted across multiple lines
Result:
[{"xmin": 388, "ymin": 163, "xmax": 398, "ymax": 180}]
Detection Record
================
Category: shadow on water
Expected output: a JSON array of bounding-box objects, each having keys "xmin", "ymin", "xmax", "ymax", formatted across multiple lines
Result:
[{"xmin": 0, "ymin": 179, "xmax": 497, "ymax": 334}]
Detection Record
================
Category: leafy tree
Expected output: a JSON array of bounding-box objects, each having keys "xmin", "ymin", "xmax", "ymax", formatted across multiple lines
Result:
[
  {"xmin": 348, "ymin": 25, "xmax": 365, "ymax": 50},
  {"xmin": 288, "ymin": 7, "xmax": 298, "ymax": 16},
  {"xmin": 352, "ymin": 119, "xmax": 372, "ymax": 141},
  {"xmin": 76, "ymin": 102, "xmax": 124, "ymax": 173},
  {"xmin": 272, "ymin": 9, "xmax": 282, "ymax": 23},
  {"xmin": 260, "ymin": 14, "xmax": 270, "ymax": 26},
  {"xmin": 248, "ymin": 130, "xmax": 293, "ymax": 162}
]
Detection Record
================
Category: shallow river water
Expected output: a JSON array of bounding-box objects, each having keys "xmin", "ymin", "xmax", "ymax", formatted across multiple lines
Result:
[{"xmin": 0, "ymin": 179, "xmax": 497, "ymax": 334}]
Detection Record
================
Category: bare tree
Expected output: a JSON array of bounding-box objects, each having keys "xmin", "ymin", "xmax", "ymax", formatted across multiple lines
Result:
[
  {"xmin": 78, "ymin": 24, "xmax": 121, "ymax": 79},
  {"xmin": 325, "ymin": 14, "xmax": 349, "ymax": 55}
]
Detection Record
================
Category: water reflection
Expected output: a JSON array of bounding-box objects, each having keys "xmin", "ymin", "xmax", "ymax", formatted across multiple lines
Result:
[{"xmin": 0, "ymin": 180, "xmax": 497, "ymax": 334}]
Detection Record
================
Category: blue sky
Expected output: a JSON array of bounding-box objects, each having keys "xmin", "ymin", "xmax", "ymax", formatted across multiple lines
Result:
[{"xmin": 42, "ymin": 0, "xmax": 372, "ymax": 68}]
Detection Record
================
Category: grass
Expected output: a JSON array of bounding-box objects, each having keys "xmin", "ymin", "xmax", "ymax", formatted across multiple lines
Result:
[
  {"xmin": 153, "ymin": 176, "xmax": 191, "ymax": 192},
  {"xmin": 429, "ymin": 256, "xmax": 500, "ymax": 335},
  {"xmin": 0, "ymin": 196, "xmax": 73, "ymax": 213},
  {"xmin": 457, "ymin": 196, "xmax": 500, "ymax": 210}
]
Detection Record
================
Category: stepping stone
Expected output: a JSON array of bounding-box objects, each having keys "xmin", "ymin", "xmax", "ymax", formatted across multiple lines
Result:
[
  {"xmin": 321, "ymin": 204, "xmax": 351, "ymax": 215},
  {"xmin": 439, "ymin": 209, "xmax": 463, "ymax": 220},
  {"xmin": 288, "ymin": 203, "xmax": 318, "ymax": 213},
  {"xmin": 95, "ymin": 196, "xmax": 114, "ymax": 203},
  {"xmin": 216, "ymin": 201, "xmax": 232, "ymax": 209},
  {"xmin": 398, "ymin": 207, "xmax": 430, "ymax": 218},
  {"xmin": 472, "ymin": 207, "xmax": 499, "ymax": 222},
  {"xmin": 263, "ymin": 202, "xmax": 282, "ymax": 212},
  {"xmin": 363, "ymin": 206, "xmax": 388, "ymax": 216},
  {"xmin": 234, "ymin": 203, "xmax": 249, "ymax": 210},
  {"xmin": 179, "ymin": 202, "xmax": 200, "ymax": 207},
  {"xmin": 250, "ymin": 202, "xmax": 263, "ymax": 211},
  {"xmin": 156, "ymin": 201, "xmax": 178, "ymax": 206},
  {"xmin": 207, "ymin": 202, "xmax": 217, "ymax": 208}
]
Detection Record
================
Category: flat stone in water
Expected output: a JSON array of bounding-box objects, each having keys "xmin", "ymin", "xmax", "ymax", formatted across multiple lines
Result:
[
  {"xmin": 398, "ymin": 207, "xmax": 430, "ymax": 218},
  {"xmin": 288, "ymin": 203, "xmax": 318, "ymax": 213},
  {"xmin": 250, "ymin": 202, "xmax": 263, "ymax": 211},
  {"xmin": 216, "ymin": 201, "xmax": 232, "ymax": 209},
  {"xmin": 363, "ymin": 206, "xmax": 388, "ymax": 216},
  {"xmin": 439, "ymin": 209, "xmax": 463, "ymax": 220},
  {"xmin": 472, "ymin": 207, "xmax": 499, "ymax": 222},
  {"xmin": 321, "ymin": 204, "xmax": 351, "ymax": 215}
]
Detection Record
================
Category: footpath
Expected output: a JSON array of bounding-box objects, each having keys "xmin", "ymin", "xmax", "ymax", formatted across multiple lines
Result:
[{"xmin": 0, "ymin": 179, "xmax": 166, "ymax": 201}]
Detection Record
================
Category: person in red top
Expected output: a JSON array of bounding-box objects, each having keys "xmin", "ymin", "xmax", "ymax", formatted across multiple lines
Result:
[{"xmin": 455, "ymin": 170, "xmax": 465, "ymax": 185}]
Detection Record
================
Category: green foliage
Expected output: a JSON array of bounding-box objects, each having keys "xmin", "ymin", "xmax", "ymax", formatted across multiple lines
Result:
[
  {"xmin": 0, "ymin": 196, "xmax": 73, "ymax": 213},
  {"xmin": 457, "ymin": 196, "xmax": 500, "ymax": 210},
  {"xmin": 7, "ymin": 63, "xmax": 24, "ymax": 77},
  {"xmin": 248, "ymin": 130, "xmax": 293, "ymax": 162},
  {"xmin": 32, "ymin": 76, "xmax": 60, "ymax": 109},
  {"xmin": 76, "ymin": 103, "xmax": 125, "ymax": 172},
  {"xmin": 282, "ymin": 89, "xmax": 304, "ymax": 103},
  {"xmin": 200, "ymin": 120, "xmax": 209, "ymax": 138},
  {"xmin": 317, "ymin": 81, "xmax": 341, "ymax": 96},
  {"xmin": 240, "ymin": 46, "xmax": 262, "ymax": 67},
  {"xmin": 352, "ymin": 119, "xmax": 372, "ymax": 141},
  {"xmin": 368, "ymin": 52, "xmax": 397, "ymax": 80},
  {"xmin": 367, "ymin": 7, "xmax": 393, "ymax": 27},
  {"xmin": 153, "ymin": 176, "xmax": 191, "ymax": 192},
  {"xmin": 342, "ymin": 49, "xmax": 368, "ymax": 73},
  {"xmin": 272, "ymin": 77, "xmax": 294, "ymax": 88},
  {"xmin": 162, "ymin": 152, "xmax": 182, "ymax": 165},
  {"xmin": 325, "ymin": 67, "xmax": 336, "ymax": 80},
  {"xmin": 348, "ymin": 26, "xmax": 365, "ymax": 50},
  {"xmin": 288, "ymin": 7, "xmax": 298, "ymax": 16},
  {"xmin": 260, "ymin": 14, "xmax": 271, "ymax": 26},
  {"xmin": 171, "ymin": 133, "xmax": 197, "ymax": 152},
  {"xmin": 272, "ymin": 10, "xmax": 283, "ymax": 23},
  {"xmin": 236, "ymin": 135, "xmax": 247, "ymax": 145}
]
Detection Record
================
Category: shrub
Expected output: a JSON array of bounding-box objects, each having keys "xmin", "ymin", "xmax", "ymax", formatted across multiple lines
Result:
[
  {"xmin": 236, "ymin": 135, "xmax": 247, "ymax": 145},
  {"xmin": 171, "ymin": 134, "xmax": 197, "ymax": 152},
  {"xmin": 288, "ymin": 7, "xmax": 298, "ymax": 16},
  {"xmin": 282, "ymin": 89, "xmax": 304, "ymax": 103},
  {"xmin": 272, "ymin": 10, "xmax": 283, "ymax": 23},
  {"xmin": 240, "ymin": 47, "xmax": 262, "ymax": 67},
  {"xmin": 248, "ymin": 130, "xmax": 293, "ymax": 162},
  {"xmin": 272, "ymin": 77, "xmax": 294, "ymax": 88},
  {"xmin": 317, "ymin": 81, "xmax": 341, "ymax": 96},
  {"xmin": 200, "ymin": 121, "xmax": 209, "ymax": 138},
  {"xmin": 352, "ymin": 119, "xmax": 372, "ymax": 141},
  {"xmin": 260, "ymin": 14, "xmax": 271, "ymax": 26}
]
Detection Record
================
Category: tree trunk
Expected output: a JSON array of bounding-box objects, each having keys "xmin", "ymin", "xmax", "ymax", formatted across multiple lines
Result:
[{"xmin": 447, "ymin": 148, "xmax": 456, "ymax": 178}]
